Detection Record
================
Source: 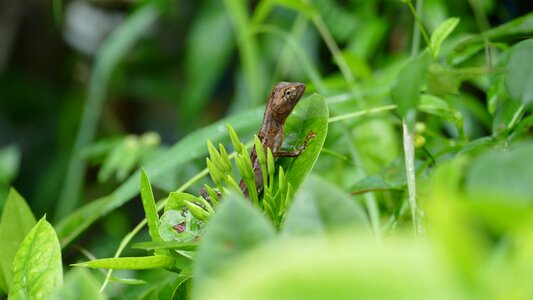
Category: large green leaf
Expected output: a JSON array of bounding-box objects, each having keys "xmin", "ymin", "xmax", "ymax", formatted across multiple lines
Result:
[
  {"xmin": 195, "ymin": 235, "xmax": 464, "ymax": 300},
  {"xmin": 465, "ymin": 142, "xmax": 533, "ymax": 204},
  {"xmin": 192, "ymin": 194, "xmax": 276, "ymax": 297},
  {"xmin": 55, "ymin": 107, "xmax": 263, "ymax": 247},
  {"xmin": 48, "ymin": 269, "xmax": 106, "ymax": 300},
  {"xmin": 9, "ymin": 217, "xmax": 62, "ymax": 300},
  {"xmin": 0, "ymin": 188, "xmax": 36, "ymax": 291},
  {"xmin": 505, "ymin": 38, "xmax": 533, "ymax": 103},
  {"xmin": 276, "ymin": 93, "xmax": 328, "ymax": 194},
  {"xmin": 282, "ymin": 174, "xmax": 369, "ymax": 236}
]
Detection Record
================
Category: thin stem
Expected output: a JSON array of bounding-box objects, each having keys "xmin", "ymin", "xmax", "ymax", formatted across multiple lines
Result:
[
  {"xmin": 328, "ymin": 105, "xmax": 397, "ymax": 123},
  {"xmin": 311, "ymin": 13, "xmax": 357, "ymax": 91},
  {"xmin": 406, "ymin": 0, "xmax": 430, "ymax": 56},
  {"xmin": 405, "ymin": 0, "xmax": 425, "ymax": 238},
  {"xmin": 507, "ymin": 104, "xmax": 527, "ymax": 130}
]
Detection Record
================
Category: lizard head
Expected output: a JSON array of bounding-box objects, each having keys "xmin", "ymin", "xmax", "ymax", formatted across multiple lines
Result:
[{"xmin": 269, "ymin": 82, "xmax": 306, "ymax": 119}]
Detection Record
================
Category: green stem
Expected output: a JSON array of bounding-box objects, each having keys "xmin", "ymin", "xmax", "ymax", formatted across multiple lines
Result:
[
  {"xmin": 311, "ymin": 12, "xmax": 357, "ymax": 91},
  {"xmin": 328, "ymin": 105, "xmax": 397, "ymax": 123},
  {"xmin": 404, "ymin": 0, "xmax": 425, "ymax": 238}
]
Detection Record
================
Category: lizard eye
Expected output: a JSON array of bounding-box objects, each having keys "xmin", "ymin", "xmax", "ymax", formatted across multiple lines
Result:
[{"xmin": 285, "ymin": 88, "xmax": 296, "ymax": 100}]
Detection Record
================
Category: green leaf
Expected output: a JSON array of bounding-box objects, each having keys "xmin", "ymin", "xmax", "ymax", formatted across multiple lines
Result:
[
  {"xmin": 140, "ymin": 169, "xmax": 166, "ymax": 256},
  {"xmin": 192, "ymin": 193, "xmax": 276, "ymax": 297},
  {"xmin": 429, "ymin": 17, "xmax": 460, "ymax": 58},
  {"xmin": 391, "ymin": 55, "xmax": 429, "ymax": 118},
  {"xmin": 465, "ymin": 142, "xmax": 533, "ymax": 204},
  {"xmin": 195, "ymin": 235, "xmax": 464, "ymax": 300},
  {"xmin": 48, "ymin": 269, "xmax": 106, "ymax": 300},
  {"xmin": 9, "ymin": 217, "xmax": 62, "ymax": 300},
  {"xmin": 282, "ymin": 175, "xmax": 369, "ymax": 236},
  {"xmin": 418, "ymin": 94, "xmax": 462, "ymax": 122},
  {"xmin": 55, "ymin": 106, "xmax": 263, "ymax": 248},
  {"xmin": 277, "ymin": 93, "xmax": 329, "ymax": 194},
  {"xmin": 73, "ymin": 256, "xmax": 174, "ymax": 270},
  {"xmin": 505, "ymin": 38, "xmax": 533, "ymax": 103},
  {"xmin": 0, "ymin": 188, "xmax": 36, "ymax": 291}
]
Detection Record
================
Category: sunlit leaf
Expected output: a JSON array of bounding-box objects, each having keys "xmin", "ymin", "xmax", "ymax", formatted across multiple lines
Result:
[
  {"xmin": 9, "ymin": 217, "xmax": 62, "ymax": 300},
  {"xmin": 0, "ymin": 188, "xmax": 36, "ymax": 291}
]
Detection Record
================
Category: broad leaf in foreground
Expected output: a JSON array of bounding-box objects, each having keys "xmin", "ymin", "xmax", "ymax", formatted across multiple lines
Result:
[
  {"xmin": 0, "ymin": 188, "xmax": 36, "ymax": 291},
  {"xmin": 192, "ymin": 194, "xmax": 276, "ymax": 297},
  {"xmin": 9, "ymin": 217, "xmax": 62, "ymax": 300}
]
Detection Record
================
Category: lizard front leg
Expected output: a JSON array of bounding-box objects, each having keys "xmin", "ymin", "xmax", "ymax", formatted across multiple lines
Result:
[{"xmin": 273, "ymin": 131, "xmax": 317, "ymax": 157}]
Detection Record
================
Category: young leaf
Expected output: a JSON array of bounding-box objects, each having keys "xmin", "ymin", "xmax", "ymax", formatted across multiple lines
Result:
[
  {"xmin": 9, "ymin": 217, "xmax": 62, "ymax": 300},
  {"xmin": 192, "ymin": 193, "xmax": 276, "ymax": 297},
  {"xmin": 505, "ymin": 38, "xmax": 533, "ymax": 103},
  {"xmin": 140, "ymin": 169, "xmax": 167, "ymax": 256},
  {"xmin": 72, "ymin": 256, "xmax": 175, "ymax": 270},
  {"xmin": 430, "ymin": 17, "xmax": 460, "ymax": 58},
  {"xmin": 0, "ymin": 188, "xmax": 37, "ymax": 291}
]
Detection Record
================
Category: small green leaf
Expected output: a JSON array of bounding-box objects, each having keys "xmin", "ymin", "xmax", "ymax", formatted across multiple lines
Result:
[
  {"xmin": 9, "ymin": 217, "xmax": 62, "ymax": 300},
  {"xmin": 48, "ymin": 269, "xmax": 105, "ymax": 300},
  {"xmin": 282, "ymin": 175, "xmax": 369, "ymax": 236},
  {"xmin": 73, "ymin": 256, "xmax": 175, "ymax": 270},
  {"xmin": 505, "ymin": 38, "xmax": 533, "ymax": 103},
  {"xmin": 430, "ymin": 17, "xmax": 460, "ymax": 58},
  {"xmin": 140, "ymin": 169, "xmax": 167, "ymax": 256},
  {"xmin": 192, "ymin": 193, "xmax": 276, "ymax": 297},
  {"xmin": 0, "ymin": 188, "xmax": 37, "ymax": 291}
]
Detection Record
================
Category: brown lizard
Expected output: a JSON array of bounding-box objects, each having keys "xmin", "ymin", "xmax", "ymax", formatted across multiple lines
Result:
[
  {"xmin": 199, "ymin": 81, "xmax": 315, "ymax": 203},
  {"xmin": 239, "ymin": 81, "xmax": 316, "ymax": 198}
]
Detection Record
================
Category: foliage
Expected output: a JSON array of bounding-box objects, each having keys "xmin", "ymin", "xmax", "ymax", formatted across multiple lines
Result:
[{"xmin": 1, "ymin": 0, "xmax": 533, "ymax": 299}]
